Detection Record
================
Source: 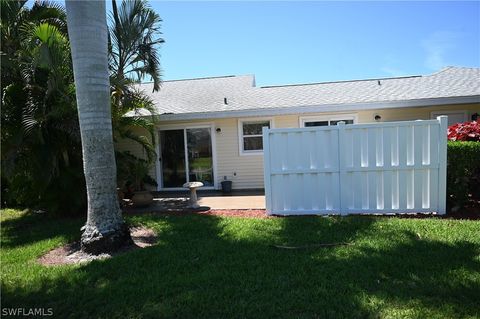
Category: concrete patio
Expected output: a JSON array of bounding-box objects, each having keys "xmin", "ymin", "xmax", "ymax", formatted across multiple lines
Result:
[
  {"xmin": 198, "ymin": 194, "xmax": 265, "ymax": 209},
  {"xmin": 122, "ymin": 189, "xmax": 265, "ymax": 214}
]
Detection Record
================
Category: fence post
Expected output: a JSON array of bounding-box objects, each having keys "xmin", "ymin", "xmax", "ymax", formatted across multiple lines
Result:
[
  {"xmin": 337, "ymin": 121, "xmax": 346, "ymax": 215},
  {"xmin": 263, "ymin": 126, "xmax": 273, "ymax": 214},
  {"xmin": 437, "ymin": 116, "xmax": 448, "ymax": 215}
]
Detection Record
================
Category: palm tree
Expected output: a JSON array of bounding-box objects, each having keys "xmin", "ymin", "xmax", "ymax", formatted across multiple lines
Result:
[
  {"xmin": 109, "ymin": 0, "xmax": 164, "ymax": 93},
  {"xmin": 108, "ymin": 0, "xmax": 164, "ymax": 190},
  {"xmin": 66, "ymin": 0, "xmax": 131, "ymax": 253}
]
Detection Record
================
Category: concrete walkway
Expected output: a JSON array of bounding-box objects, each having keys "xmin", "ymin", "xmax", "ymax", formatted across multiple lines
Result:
[{"xmin": 198, "ymin": 195, "xmax": 265, "ymax": 209}]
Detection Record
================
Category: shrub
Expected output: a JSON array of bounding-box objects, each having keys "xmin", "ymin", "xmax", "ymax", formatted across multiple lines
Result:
[
  {"xmin": 447, "ymin": 121, "xmax": 480, "ymax": 141},
  {"xmin": 447, "ymin": 141, "xmax": 480, "ymax": 208}
]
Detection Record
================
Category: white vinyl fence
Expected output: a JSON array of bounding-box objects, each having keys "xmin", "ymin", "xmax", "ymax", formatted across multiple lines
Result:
[{"xmin": 263, "ymin": 116, "xmax": 447, "ymax": 215}]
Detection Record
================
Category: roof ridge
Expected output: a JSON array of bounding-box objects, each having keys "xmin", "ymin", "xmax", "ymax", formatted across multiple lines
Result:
[
  {"xmin": 163, "ymin": 75, "xmax": 238, "ymax": 83},
  {"xmin": 138, "ymin": 75, "xmax": 253, "ymax": 85},
  {"xmin": 428, "ymin": 66, "xmax": 455, "ymax": 76},
  {"xmin": 428, "ymin": 66, "xmax": 480, "ymax": 77},
  {"xmin": 260, "ymin": 75, "xmax": 423, "ymax": 89}
]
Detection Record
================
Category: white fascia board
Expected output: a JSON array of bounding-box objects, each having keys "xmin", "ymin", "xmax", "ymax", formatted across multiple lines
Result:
[{"xmin": 153, "ymin": 95, "xmax": 480, "ymax": 122}]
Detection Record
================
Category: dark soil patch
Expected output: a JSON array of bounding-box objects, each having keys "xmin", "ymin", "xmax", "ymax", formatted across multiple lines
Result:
[
  {"xmin": 38, "ymin": 226, "xmax": 157, "ymax": 266},
  {"xmin": 446, "ymin": 201, "xmax": 480, "ymax": 220}
]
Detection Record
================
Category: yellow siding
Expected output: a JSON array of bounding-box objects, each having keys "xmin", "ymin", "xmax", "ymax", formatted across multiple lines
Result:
[
  {"xmin": 115, "ymin": 127, "xmax": 157, "ymax": 188},
  {"xmin": 357, "ymin": 103, "xmax": 479, "ymax": 123},
  {"xmin": 215, "ymin": 118, "xmax": 263, "ymax": 189},
  {"xmin": 117, "ymin": 103, "xmax": 479, "ymax": 190}
]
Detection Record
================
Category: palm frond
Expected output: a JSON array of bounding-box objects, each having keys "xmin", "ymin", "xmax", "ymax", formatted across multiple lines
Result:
[
  {"xmin": 29, "ymin": 0, "xmax": 67, "ymax": 33},
  {"xmin": 108, "ymin": 0, "xmax": 163, "ymax": 90}
]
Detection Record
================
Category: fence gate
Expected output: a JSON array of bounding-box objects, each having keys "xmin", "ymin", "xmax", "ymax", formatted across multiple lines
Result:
[{"xmin": 262, "ymin": 116, "xmax": 447, "ymax": 215}]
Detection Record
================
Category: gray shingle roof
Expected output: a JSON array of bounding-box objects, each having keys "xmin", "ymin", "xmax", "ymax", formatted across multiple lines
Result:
[{"xmin": 134, "ymin": 66, "xmax": 480, "ymax": 117}]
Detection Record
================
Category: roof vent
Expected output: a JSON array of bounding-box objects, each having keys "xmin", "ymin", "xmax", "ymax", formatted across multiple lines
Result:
[
  {"xmin": 377, "ymin": 80, "xmax": 381, "ymax": 86},
  {"xmin": 224, "ymin": 97, "xmax": 228, "ymax": 105}
]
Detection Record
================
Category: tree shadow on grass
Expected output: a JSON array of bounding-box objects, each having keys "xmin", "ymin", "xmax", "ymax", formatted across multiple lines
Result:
[
  {"xmin": 0, "ymin": 210, "xmax": 83, "ymax": 248},
  {"xmin": 2, "ymin": 213, "xmax": 479, "ymax": 318}
]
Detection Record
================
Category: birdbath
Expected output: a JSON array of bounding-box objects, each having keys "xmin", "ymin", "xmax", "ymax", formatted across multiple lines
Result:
[{"xmin": 183, "ymin": 182, "xmax": 204, "ymax": 208}]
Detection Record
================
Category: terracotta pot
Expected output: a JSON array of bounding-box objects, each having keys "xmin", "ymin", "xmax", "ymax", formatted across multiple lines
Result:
[{"xmin": 131, "ymin": 190, "xmax": 154, "ymax": 207}]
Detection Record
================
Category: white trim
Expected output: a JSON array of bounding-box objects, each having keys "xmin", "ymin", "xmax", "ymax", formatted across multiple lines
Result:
[
  {"xmin": 155, "ymin": 130, "xmax": 162, "ymax": 191},
  {"xmin": 430, "ymin": 110, "xmax": 468, "ymax": 123},
  {"xmin": 183, "ymin": 129, "xmax": 189, "ymax": 184},
  {"xmin": 262, "ymin": 127, "xmax": 272, "ymax": 214},
  {"xmin": 237, "ymin": 117, "xmax": 274, "ymax": 156},
  {"xmin": 158, "ymin": 122, "xmax": 214, "ymax": 130},
  {"xmin": 299, "ymin": 113, "xmax": 358, "ymax": 127},
  {"xmin": 157, "ymin": 123, "xmax": 217, "ymax": 190},
  {"xmin": 210, "ymin": 123, "xmax": 219, "ymax": 190},
  {"xmin": 437, "ymin": 116, "xmax": 448, "ymax": 215},
  {"xmin": 151, "ymin": 95, "xmax": 480, "ymax": 122}
]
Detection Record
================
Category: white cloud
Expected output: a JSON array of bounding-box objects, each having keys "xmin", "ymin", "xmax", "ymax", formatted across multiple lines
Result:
[{"xmin": 422, "ymin": 31, "xmax": 459, "ymax": 70}]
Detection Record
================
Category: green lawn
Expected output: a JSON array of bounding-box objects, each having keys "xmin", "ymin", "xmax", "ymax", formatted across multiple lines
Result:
[{"xmin": 1, "ymin": 209, "xmax": 480, "ymax": 318}]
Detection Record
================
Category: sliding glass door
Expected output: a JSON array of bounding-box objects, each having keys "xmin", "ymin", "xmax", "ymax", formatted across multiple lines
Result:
[
  {"xmin": 186, "ymin": 128, "xmax": 214, "ymax": 186},
  {"xmin": 160, "ymin": 127, "xmax": 214, "ymax": 188},
  {"xmin": 160, "ymin": 129, "xmax": 186, "ymax": 188}
]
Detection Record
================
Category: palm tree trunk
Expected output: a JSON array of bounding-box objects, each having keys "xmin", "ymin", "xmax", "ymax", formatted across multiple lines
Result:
[{"xmin": 66, "ymin": 0, "xmax": 132, "ymax": 254}]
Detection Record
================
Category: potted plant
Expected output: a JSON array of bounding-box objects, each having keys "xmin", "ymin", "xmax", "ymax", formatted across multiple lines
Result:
[
  {"xmin": 117, "ymin": 151, "xmax": 157, "ymax": 207},
  {"xmin": 128, "ymin": 157, "xmax": 157, "ymax": 207}
]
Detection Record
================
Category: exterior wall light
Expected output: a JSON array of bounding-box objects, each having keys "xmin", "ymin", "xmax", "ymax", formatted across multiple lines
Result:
[{"xmin": 216, "ymin": 128, "xmax": 222, "ymax": 133}]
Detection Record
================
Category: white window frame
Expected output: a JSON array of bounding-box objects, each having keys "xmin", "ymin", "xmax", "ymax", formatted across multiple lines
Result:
[
  {"xmin": 430, "ymin": 110, "xmax": 468, "ymax": 124},
  {"xmin": 299, "ymin": 113, "xmax": 358, "ymax": 127},
  {"xmin": 238, "ymin": 117, "xmax": 274, "ymax": 156},
  {"xmin": 156, "ymin": 122, "xmax": 219, "ymax": 190}
]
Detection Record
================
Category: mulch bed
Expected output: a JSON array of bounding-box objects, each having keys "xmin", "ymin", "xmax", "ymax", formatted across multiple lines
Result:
[
  {"xmin": 198, "ymin": 209, "xmax": 270, "ymax": 218},
  {"xmin": 38, "ymin": 226, "xmax": 157, "ymax": 266},
  {"xmin": 200, "ymin": 209, "xmax": 479, "ymax": 220}
]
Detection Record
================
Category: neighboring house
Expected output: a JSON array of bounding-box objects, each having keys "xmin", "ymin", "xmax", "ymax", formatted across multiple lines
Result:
[{"xmin": 119, "ymin": 66, "xmax": 480, "ymax": 191}]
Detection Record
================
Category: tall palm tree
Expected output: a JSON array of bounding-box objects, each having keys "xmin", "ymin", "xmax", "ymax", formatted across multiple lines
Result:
[
  {"xmin": 109, "ymin": 0, "xmax": 163, "ymax": 93},
  {"xmin": 66, "ymin": 0, "xmax": 131, "ymax": 253},
  {"xmin": 108, "ymin": 0, "xmax": 164, "ymax": 190}
]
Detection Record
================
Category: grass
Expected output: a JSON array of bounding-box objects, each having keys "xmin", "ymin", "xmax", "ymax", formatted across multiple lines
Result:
[{"xmin": 1, "ymin": 208, "xmax": 480, "ymax": 318}]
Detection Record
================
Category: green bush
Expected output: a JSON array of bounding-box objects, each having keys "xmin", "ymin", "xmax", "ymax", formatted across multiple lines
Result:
[{"xmin": 447, "ymin": 141, "xmax": 480, "ymax": 208}]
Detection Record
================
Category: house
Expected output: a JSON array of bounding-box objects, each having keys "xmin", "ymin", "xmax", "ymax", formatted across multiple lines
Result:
[{"xmin": 119, "ymin": 66, "xmax": 480, "ymax": 191}]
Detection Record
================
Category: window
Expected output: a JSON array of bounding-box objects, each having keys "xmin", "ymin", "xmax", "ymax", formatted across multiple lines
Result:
[
  {"xmin": 300, "ymin": 114, "xmax": 357, "ymax": 127},
  {"xmin": 238, "ymin": 119, "xmax": 272, "ymax": 155},
  {"xmin": 304, "ymin": 120, "xmax": 329, "ymax": 127},
  {"xmin": 431, "ymin": 111, "xmax": 468, "ymax": 126}
]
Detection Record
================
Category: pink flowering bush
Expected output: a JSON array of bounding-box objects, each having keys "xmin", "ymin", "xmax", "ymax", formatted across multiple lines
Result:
[{"xmin": 447, "ymin": 121, "xmax": 480, "ymax": 141}]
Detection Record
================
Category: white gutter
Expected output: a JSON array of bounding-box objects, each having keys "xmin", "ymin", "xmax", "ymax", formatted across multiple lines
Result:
[{"xmin": 150, "ymin": 95, "xmax": 480, "ymax": 122}]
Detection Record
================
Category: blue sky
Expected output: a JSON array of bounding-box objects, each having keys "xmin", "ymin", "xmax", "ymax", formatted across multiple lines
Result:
[
  {"xmin": 32, "ymin": 1, "xmax": 480, "ymax": 86},
  {"xmin": 149, "ymin": 1, "xmax": 480, "ymax": 86}
]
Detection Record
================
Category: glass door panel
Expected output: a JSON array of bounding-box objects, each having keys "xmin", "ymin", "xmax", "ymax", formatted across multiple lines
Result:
[
  {"xmin": 186, "ymin": 128, "xmax": 214, "ymax": 186},
  {"xmin": 160, "ymin": 129, "xmax": 186, "ymax": 187}
]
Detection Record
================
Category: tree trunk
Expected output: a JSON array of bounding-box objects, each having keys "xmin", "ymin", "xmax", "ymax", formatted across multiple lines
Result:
[{"xmin": 66, "ymin": 0, "xmax": 132, "ymax": 254}]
